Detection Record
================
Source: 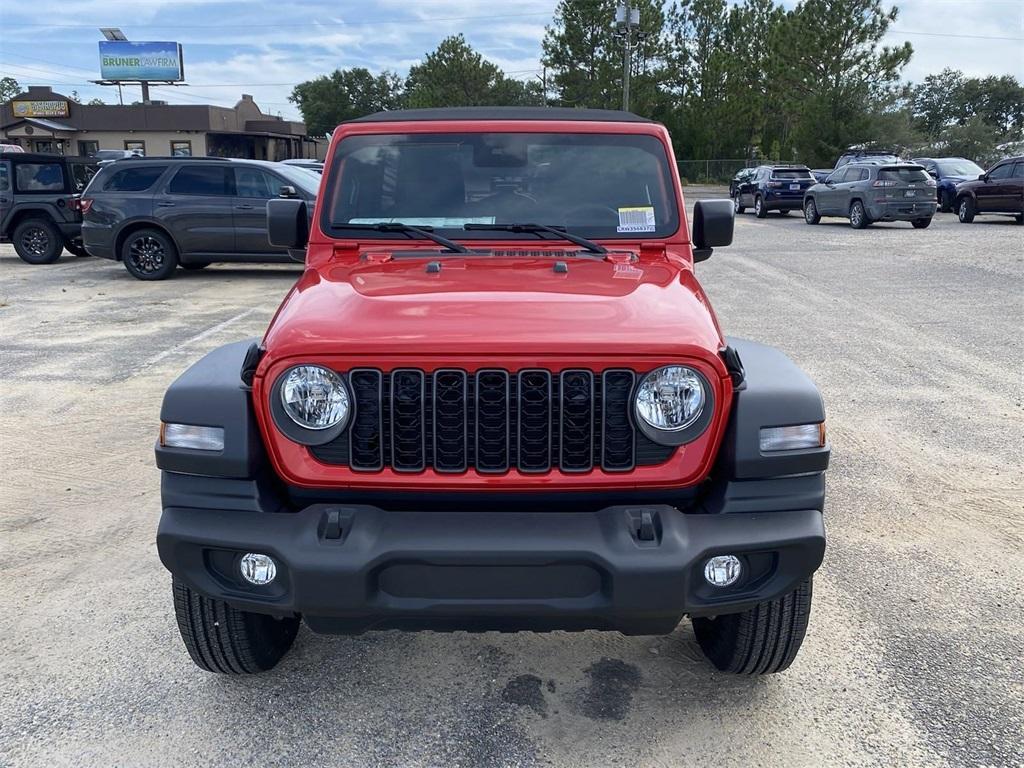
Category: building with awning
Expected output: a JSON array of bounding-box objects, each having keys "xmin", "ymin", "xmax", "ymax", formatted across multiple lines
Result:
[{"xmin": 1, "ymin": 86, "xmax": 323, "ymax": 160}]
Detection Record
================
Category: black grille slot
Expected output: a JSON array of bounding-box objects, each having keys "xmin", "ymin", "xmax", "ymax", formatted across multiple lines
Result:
[
  {"xmin": 475, "ymin": 370, "xmax": 510, "ymax": 473},
  {"xmin": 390, "ymin": 369, "xmax": 425, "ymax": 472},
  {"xmin": 349, "ymin": 369, "xmax": 383, "ymax": 470},
  {"xmin": 517, "ymin": 370, "xmax": 552, "ymax": 472},
  {"xmin": 560, "ymin": 370, "xmax": 594, "ymax": 472},
  {"xmin": 601, "ymin": 370, "xmax": 636, "ymax": 471},
  {"xmin": 433, "ymin": 369, "xmax": 468, "ymax": 473},
  {"xmin": 310, "ymin": 367, "xmax": 671, "ymax": 473}
]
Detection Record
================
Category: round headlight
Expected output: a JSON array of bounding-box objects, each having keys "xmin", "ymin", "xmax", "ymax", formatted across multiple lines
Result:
[
  {"xmin": 635, "ymin": 365, "xmax": 705, "ymax": 432},
  {"xmin": 279, "ymin": 365, "xmax": 350, "ymax": 430}
]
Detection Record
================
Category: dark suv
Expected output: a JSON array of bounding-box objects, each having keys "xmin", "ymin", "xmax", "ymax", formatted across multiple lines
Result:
[
  {"xmin": 803, "ymin": 163, "xmax": 937, "ymax": 228},
  {"xmin": 81, "ymin": 157, "xmax": 320, "ymax": 279},
  {"xmin": 0, "ymin": 152, "xmax": 98, "ymax": 263},
  {"xmin": 734, "ymin": 165, "xmax": 815, "ymax": 217},
  {"xmin": 953, "ymin": 156, "xmax": 1024, "ymax": 224}
]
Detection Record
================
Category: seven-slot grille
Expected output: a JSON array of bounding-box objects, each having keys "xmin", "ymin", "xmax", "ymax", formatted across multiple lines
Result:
[{"xmin": 310, "ymin": 368, "xmax": 675, "ymax": 473}]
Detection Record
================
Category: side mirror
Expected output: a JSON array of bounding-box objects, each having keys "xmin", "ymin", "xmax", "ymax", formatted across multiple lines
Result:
[
  {"xmin": 980, "ymin": 173, "xmax": 989, "ymax": 182},
  {"xmin": 928, "ymin": 170, "xmax": 938, "ymax": 179},
  {"xmin": 691, "ymin": 199, "xmax": 734, "ymax": 263},
  {"xmin": 268, "ymin": 197, "xmax": 309, "ymax": 255},
  {"xmin": 278, "ymin": 185, "xmax": 299, "ymax": 199}
]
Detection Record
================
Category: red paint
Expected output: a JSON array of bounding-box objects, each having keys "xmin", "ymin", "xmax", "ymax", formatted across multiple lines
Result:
[{"xmin": 253, "ymin": 117, "xmax": 733, "ymax": 491}]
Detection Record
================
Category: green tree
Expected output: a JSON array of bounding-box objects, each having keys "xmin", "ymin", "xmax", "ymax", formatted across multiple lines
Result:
[
  {"xmin": 290, "ymin": 68, "xmax": 404, "ymax": 135},
  {"xmin": 542, "ymin": 0, "xmax": 670, "ymax": 113},
  {"xmin": 405, "ymin": 35, "xmax": 539, "ymax": 108},
  {"xmin": 775, "ymin": 0, "xmax": 913, "ymax": 165},
  {"xmin": 0, "ymin": 77, "xmax": 21, "ymax": 102}
]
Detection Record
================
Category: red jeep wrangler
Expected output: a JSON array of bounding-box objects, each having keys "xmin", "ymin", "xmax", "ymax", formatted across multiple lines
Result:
[{"xmin": 156, "ymin": 108, "xmax": 829, "ymax": 675}]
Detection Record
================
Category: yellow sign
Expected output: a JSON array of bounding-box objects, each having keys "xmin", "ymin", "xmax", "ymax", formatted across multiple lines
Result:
[{"xmin": 12, "ymin": 100, "xmax": 70, "ymax": 118}]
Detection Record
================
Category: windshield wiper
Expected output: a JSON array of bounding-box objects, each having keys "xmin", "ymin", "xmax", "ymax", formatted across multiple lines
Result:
[
  {"xmin": 463, "ymin": 223, "xmax": 607, "ymax": 255},
  {"xmin": 334, "ymin": 222, "xmax": 470, "ymax": 253}
]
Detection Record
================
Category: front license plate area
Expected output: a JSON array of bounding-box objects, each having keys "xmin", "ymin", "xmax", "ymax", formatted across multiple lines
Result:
[
  {"xmin": 790, "ymin": 183, "xmax": 800, "ymax": 190},
  {"xmin": 905, "ymin": 190, "xmax": 916, "ymax": 197}
]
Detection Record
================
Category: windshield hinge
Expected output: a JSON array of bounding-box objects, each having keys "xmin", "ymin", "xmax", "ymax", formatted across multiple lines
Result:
[{"xmin": 720, "ymin": 345, "xmax": 746, "ymax": 391}]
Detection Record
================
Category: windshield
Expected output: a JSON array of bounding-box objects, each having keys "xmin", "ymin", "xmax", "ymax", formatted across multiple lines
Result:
[
  {"xmin": 772, "ymin": 169, "xmax": 812, "ymax": 179},
  {"xmin": 324, "ymin": 132, "xmax": 679, "ymax": 240},
  {"xmin": 878, "ymin": 167, "xmax": 931, "ymax": 182},
  {"xmin": 935, "ymin": 159, "xmax": 983, "ymax": 177}
]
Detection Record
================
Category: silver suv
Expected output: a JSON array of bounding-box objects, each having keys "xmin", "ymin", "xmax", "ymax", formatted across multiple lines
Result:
[{"xmin": 803, "ymin": 163, "xmax": 937, "ymax": 229}]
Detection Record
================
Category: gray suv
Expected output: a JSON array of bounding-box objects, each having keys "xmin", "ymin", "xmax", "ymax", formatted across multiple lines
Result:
[
  {"xmin": 81, "ymin": 157, "xmax": 319, "ymax": 280},
  {"xmin": 803, "ymin": 163, "xmax": 937, "ymax": 229}
]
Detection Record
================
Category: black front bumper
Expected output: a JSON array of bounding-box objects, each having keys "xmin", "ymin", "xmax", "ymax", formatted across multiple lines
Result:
[{"xmin": 158, "ymin": 503, "xmax": 825, "ymax": 635}]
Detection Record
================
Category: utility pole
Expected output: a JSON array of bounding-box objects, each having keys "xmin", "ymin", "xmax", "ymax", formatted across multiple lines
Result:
[{"xmin": 614, "ymin": 4, "xmax": 644, "ymax": 112}]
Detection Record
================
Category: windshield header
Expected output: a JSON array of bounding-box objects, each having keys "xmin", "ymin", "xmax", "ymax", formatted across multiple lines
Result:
[{"xmin": 322, "ymin": 132, "xmax": 680, "ymax": 242}]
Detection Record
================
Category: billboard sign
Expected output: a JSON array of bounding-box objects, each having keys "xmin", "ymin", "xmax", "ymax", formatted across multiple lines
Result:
[
  {"xmin": 12, "ymin": 100, "xmax": 70, "ymax": 118},
  {"xmin": 99, "ymin": 41, "xmax": 184, "ymax": 81}
]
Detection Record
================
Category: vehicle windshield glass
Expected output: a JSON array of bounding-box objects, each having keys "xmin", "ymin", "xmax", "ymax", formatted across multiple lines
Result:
[
  {"xmin": 935, "ymin": 159, "xmax": 983, "ymax": 177},
  {"xmin": 324, "ymin": 132, "xmax": 679, "ymax": 240},
  {"xmin": 878, "ymin": 167, "xmax": 931, "ymax": 182},
  {"xmin": 276, "ymin": 164, "xmax": 321, "ymax": 196},
  {"xmin": 771, "ymin": 169, "xmax": 812, "ymax": 179}
]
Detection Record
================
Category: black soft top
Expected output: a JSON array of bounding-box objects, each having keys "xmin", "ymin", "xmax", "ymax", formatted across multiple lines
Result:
[{"xmin": 346, "ymin": 107, "xmax": 654, "ymax": 124}]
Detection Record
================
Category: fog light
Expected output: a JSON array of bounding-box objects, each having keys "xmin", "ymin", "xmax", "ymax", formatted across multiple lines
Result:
[
  {"xmin": 239, "ymin": 553, "xmax": 277, "ymax": 585},
  {"xmin": 704, "ymin": 555, "xmax": 742, "ymax": 587}
]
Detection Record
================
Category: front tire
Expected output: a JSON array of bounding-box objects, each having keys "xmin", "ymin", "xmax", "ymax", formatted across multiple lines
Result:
[
  {"xmin": 754, "ymin": 195, "xmax": 767, "ymax": 218},
  {"xmin": 13, "ymin": 217, "xmax": 63, "ymax": 264},
  {"xmin": 849, "ymin": 200, "xmax": 870, "ymax": 229},
  {"xmin": 692, "ymin": 579, "xmax": 813, "ymax": 674},
  {"xmin": 803, "ymin": 198, "xmax": 821, "ymax": 224},
  {"xmin": 911, "ymin": 218, "xmax": 932, "ymax": 229},
  {"xmin": 734, "ymin": 195, "xmax": 746, "ymax": 215},
  {"xmin": 122, "ymin": 228, "xmax": 178, "ymax": 280},
  {"xmin": 957, "ymin": 196, "xmax": 975, "ymax": 223},
  {"xmin": 172, "ymin": 578, "xmax": 299, "ymax": 674},
  {"xmin": 939, "ymin": 188, "xmax": 954, "ymax": 213}
]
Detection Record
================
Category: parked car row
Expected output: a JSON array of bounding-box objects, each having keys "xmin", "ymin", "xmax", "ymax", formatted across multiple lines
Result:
[
  {"xmin": 731, "ymin": 154, "xmax": 1024, "ymax": 229},
  {"xmin": 1, "ymin": 152, "xmax": 322, "ymax": 275}
]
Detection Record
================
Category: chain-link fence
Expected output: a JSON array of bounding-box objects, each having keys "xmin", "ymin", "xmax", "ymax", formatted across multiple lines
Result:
[{"xmin": 676, "ymin": 158, "xmax": 780, "ymax": 185}]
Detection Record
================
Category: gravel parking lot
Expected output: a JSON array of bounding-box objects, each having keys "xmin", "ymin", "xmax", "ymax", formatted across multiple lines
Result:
[{"xmin": 1, "ymin": 191, "xmax": 1021, "ymax": 768}]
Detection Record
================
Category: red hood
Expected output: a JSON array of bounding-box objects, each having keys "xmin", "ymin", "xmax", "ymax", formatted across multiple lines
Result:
[{"xmin": 262, "ymin": 250, "xmax": 726, "ymax": 364}]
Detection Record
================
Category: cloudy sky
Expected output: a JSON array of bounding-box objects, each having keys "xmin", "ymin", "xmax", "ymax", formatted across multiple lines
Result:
[{"xmin": 2, "ymin": 0, "xmax": 1021, "ymax": 122}]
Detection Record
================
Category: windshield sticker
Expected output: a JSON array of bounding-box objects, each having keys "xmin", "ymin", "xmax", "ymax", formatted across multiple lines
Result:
[
  {"xmin": 616, "ymin": 206, "xmax": 656, "ymax": 233},
  {"xmin": 349, "ymin": 217, "xmax": 495, "ymax": 227}
]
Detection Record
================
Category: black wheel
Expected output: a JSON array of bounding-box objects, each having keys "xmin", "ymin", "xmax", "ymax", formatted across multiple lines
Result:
[
  {"xmin": 957, "ymin": 196, "xmax": 975, "ymax": 223},
  {"xmin": 180, "ymin": 262, "xmax": 210, "ymax": 271},
  {"xmin": 64, "ymin": 240, "xmax": 90, "ymax": 258},
  {"xmin": 803, "ymin": 198, "xmax": 821, "ymax": 224},
  {"xmin": 172, "ymin": 578, "xmax": 299, "ymax": 674},
  {"xmin": 849, "ymin": 200, "xmax": 870, "ymax": 229},
  {"xmin": 122, "ymin": 228, "xmax": 178, "ymax": 280},
  {"xmin": 12, "ymin": 217, "xmax": 63, "ymax": 264},
  {"xmin": 939, "ymin": 188, "xmax": 954, "ymax": 213},
  {"xmin": 693, "ymin": 579, "xmax": 813, "ymax": 675},
  {"xmin": 733, "ymin": 195, "xmax": 745, "ymax": 214},
  {"xmin": 778, "ymin": 209, "xmax": 790, "ymax": 215},
  {"xmin": 911, "ymin": 218, "xmax": 932, "ymax": 229},
  {"xmin": 754, "ymin": 195, "xmax": 767, "ymax": 218}
]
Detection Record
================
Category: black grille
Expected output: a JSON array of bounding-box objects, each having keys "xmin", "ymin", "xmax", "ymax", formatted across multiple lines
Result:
[{"xmin": 311, "ymin": 368, "xmax": 674, "ymax": 473}]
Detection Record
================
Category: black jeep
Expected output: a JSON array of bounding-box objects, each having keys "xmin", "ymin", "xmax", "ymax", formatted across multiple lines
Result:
[{"xmin": 0, "ymin": 152, "xmax": 98, "ymax": 263}]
